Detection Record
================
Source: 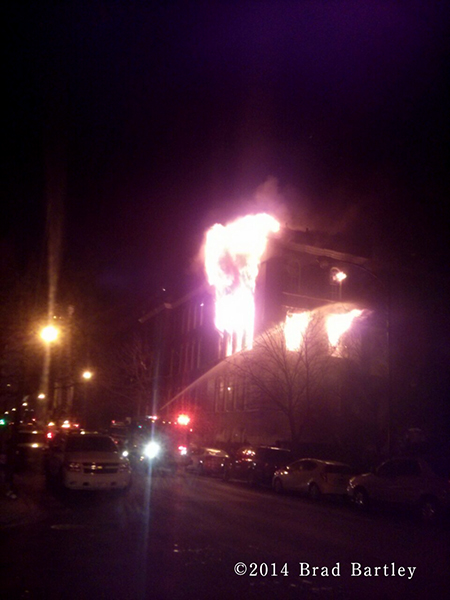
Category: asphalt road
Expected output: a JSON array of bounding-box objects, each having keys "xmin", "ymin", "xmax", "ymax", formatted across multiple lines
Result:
[{"xmin": 1, "ymin": 468, "xmax": 449, "ymax": 600}]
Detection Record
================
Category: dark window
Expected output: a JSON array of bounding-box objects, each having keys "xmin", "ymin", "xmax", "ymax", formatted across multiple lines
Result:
[
  {"xmin": 324, "ymin": 464, "xmax": 353, "ymax": 475},
  {"xmin": 299, "ymin": 460, "xmax": 317, "ymax": 471},
  {"xmin": 377, "ymin": 461, "xmax": 398, "ymax": 477},
  {"xmin": 424, "ymin": 456, "xmax": 450, "ymax": 479},
  {"xmin": 225, "ymin": 381, "xmax": 235, "ymax": 411},
  {"xmin": 394, "ymin": 459, "xmax": 421, "ymax": 477},
  {"xmin": 287, "ymin": 461, "xmax": 302, "ymax": 472},
  {"xmin": 284, "ymin": 259, "xmax": 301, "ymax": 293},
  {"xmin": 65, "ymin": 436, "xmax": 117, "ymax": 453},
  {"xmin": 235, "ymin": 380, "xmax": 244, "ymax": 411},
  {"xmin": 18, "ymin": 432, "xmax": 45, "ymax": 444},
  {"xmin": 215, "ymin": 377, "xmax": 225, "ymax": 412},
  {"xmin": 258, "ymin": 448, "xmax": 292, "ymax": 463}
]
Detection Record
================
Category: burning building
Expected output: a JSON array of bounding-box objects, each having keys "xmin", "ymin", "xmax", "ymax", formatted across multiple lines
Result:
[{"xmin": 139, "ymin": 216, "xmax": 389, "ymax": 455}]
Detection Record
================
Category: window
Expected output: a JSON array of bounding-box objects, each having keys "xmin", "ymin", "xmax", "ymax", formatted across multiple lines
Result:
[
  {"xmin": 260, "ymin": 449, "xmax": 292, "ymax": 463},
  {"xmin": 215, "ymin": 377, "xmax": 225, "ymax": 412},
  {"xmin": 299, "ymin": 460, "xmax": 317, "ymax": 472},
  {"xmin": 196, "ymin": 339, "xmax": 202, "ymax": 369},
  {"xmin": 181, "ymin": 307, "xmax": 188, "ymax": 334},
  {"xmin": 66, "ymin": 435, "xmax": 117, "ymax": 453},
  {"xmin": 235, "ymin": 379, "xmax": 244, "ymax": 411},
  {"xmin": 179, "ymin": 345, "xmax": 185, "ymax": 374},
  {"xmin": 225, "ymin": 382, "xmax": 234, "ymax": 411},
  {"xmin": 324, "ymin": 464, "xmax": 353, "ymax": 475},
  {"xmin": 187, "ymin": 304, "xmax": 195, "ymax": 332},
  {"xmin": 394, "ymin": 459, "xmax": 421, "ymax": 477},
  {"xmin": 18, "ymin": 432, "xmax": 45, "ymax": 444},
  {"xmin": 377, "ymin": 461, "xmax": 398, "ymax": 478},
  {"xmin": 285, "ymin": 259, "xmax": 301, "ymax": 293},
  {"xmin": 189, "ymin": 342, "xmax": 195, "ymax": 370},
  {"xmin": 288, "ymin": 461, "xmax": 302, "ymax": 472}
]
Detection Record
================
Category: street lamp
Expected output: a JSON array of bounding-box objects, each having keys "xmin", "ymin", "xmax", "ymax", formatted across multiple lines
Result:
[
  {"xmin": 40, "ymin": 325, "xmax": 59, "ymax": 343},
  {"xmin": 320, "ymin": 258, "xmax": 392, "ymax": 456},
  {"xmin": 330, "ymin": 267, "xmax": 347, "ymax": 300},
  {"xmin": 81, "ymin": 370, "xmax": 94, "ymax": 427},
  {"xmin": 39, "ymin": 324, "xmax": 60, "ymax": 424}
]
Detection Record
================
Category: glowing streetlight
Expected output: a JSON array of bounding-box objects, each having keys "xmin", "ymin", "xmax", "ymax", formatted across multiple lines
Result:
[
  {"xmin": 81, "ymin": 370, "xmax": 94, "ymax": 428},
  {"xmin": 40, "ymin": 325, "xmax": 59, "ymax": 343},
  {"xmin": 332, "ymin": 270, "xmax": 347, "ymax": 283},
  {"xmin": 320, "ymin": 257, "xmax": 392, "ymax": 455},
  {"xmin": 39, "ymin": 324, "xmax": 60, "ymax": 424},
  {"xmin": 330, "ymin": 267, "xmax": 347, "ymax": 300}
]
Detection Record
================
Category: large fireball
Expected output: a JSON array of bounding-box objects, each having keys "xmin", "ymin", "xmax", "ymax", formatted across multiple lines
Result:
[{"xmin": 204, "ymin": 213, "xmax": 280, "ymax": 355}]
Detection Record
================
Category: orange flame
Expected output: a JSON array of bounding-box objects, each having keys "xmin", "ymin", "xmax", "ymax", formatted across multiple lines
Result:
[
  {"xmin": 284, "ymin": 307, "xmax": 363, "ymax": 356},
  {"xmin": 284, "ymin": 312, "xmax": 311, "ymax": 351},
  {"xmin": 326, "ymin": 309, "xmax": 362, "ymax": 356},
  {"xmin": 204, "ymin": 213, "xmax": 280, "ymax": 355}
]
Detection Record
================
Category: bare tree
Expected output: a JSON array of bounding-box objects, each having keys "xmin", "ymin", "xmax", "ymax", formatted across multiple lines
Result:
[
  {"xmin": 228, "ymin": 311, "xmax": 332, "ymax": 447},
  {"xmin": 102, "ymin": 333, "xmax": 156, "ymax": 420}
]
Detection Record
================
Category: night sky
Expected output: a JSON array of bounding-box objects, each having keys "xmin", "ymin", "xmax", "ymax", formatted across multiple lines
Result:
[{"xmin": 3, "ymin": 1, "xmax": 450, "ymax": 305}]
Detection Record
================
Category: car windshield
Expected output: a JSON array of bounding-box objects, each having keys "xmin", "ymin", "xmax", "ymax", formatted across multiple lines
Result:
[
  {"xmin": 259, "ymin": 448, "xmax": 292, "ymax": 462},
  {"xmin": 65, "ymin": 436, "xmax": 117, "ymax": 453},
  {"xmin": 18, "ymin": 432, "xmax": 45, "ymax": 444},
  {"xmin": 324, "ymin": 464, "xmax": 352, "ymax": 474},
  {"xmin": 423, "ymin": 455, "xmax": 450, "ymax": 479}
]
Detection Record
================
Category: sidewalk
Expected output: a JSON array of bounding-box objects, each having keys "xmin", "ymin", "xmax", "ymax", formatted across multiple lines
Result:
[{"xmin": 0, "ymin": 469, "xmax": 47, "ymax": 529}]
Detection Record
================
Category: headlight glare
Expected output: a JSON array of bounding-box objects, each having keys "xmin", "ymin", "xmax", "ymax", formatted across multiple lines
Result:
[{"xmin": 144, "ymin": 441, "xmax": 161, "ymax": 460}]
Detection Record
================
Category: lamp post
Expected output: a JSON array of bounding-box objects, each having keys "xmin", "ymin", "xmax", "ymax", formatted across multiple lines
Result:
[
  {"xmin": 81, "ymin": 370, "xmax": 94, "ymax": 428},
  {"xmin": 330, "ymin": 267, "xmax": 347, "ymax": 301},
  {"xmin": 39, "ymin": 324, "xmax": 60, "ymax": 425},
  {"xmin": 320, "ymin": 258, "xmax": 392, "ymax": 456}
]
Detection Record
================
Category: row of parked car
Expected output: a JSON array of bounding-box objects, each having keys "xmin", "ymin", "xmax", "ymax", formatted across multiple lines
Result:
[
  {"xmin": 185, "ymin": 444, "xmax": 450, "ymax": 524},
  {"xmin": 8, "ymin": 425, "xmax": 448, "ymax": 524}
]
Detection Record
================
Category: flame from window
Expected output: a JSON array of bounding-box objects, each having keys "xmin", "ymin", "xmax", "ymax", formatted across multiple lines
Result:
[
  {"xmin": 284, "ymin": 312, "xmax": 311, "ymax": 352},
  {"xmin": 284, "ymin": 307, "xmax": 363, "ymax": 356},
  {"xmin": 204, "ymin": 213, "xmax": 280, "ymax": 355},
  {"xmin": 326, "ymin": 309, "xmax": 363, "ymax": 355}
]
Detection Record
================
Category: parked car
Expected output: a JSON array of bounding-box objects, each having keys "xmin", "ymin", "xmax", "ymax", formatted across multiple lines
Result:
[
  {"xmin": 272, "ymin": 458, "xmax": 354, "ymax": 499},
  {"xmin": 15, "ymin": 429, "xmax": 46, "ymax": 470},
  {"xmin": 223, "ymin": 446, "xmax": 292, "ymax": 486},
  {"xmin": 186, "ymin": 447, "xmax": 230, "ymax": 476},
  {"xmin": 347, "ymin": 456, "xmax": 450, "ymax": 523},
  {"xmin": 44, "ymin": 432, "xmax": 132, "ymax": 491}
]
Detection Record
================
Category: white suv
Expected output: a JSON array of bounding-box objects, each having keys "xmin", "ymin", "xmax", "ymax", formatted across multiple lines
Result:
[{"xmin": 45, "ymin": 432, "xmax": 131, "ymax": 491}]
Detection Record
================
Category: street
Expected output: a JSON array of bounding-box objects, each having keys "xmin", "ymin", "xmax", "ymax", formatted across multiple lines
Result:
[{"xmin": 1, "ymin": 468, "xmax": 449, "ymax": 600}]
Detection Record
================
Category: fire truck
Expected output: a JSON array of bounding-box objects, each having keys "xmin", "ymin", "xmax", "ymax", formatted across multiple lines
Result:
[{"xmin": 136, "ymin": 414, "xmax": 192, "ymax": 473}]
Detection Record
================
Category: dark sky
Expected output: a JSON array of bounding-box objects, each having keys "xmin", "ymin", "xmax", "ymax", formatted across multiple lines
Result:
[{"xmin": 3, "ymin": 1, "xmax": 450, "ymax": 303}]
